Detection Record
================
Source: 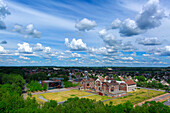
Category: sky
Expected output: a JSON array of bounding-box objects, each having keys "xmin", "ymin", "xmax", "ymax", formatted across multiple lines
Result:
[{"xmin": 0, "ymin": 0, "xmax": 170, "ymax": 67}]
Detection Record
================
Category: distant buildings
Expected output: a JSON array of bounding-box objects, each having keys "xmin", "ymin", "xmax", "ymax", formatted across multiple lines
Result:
[
  {"xmin": 80, "ymin": 75, "xmax": 136, "ymax": 98},
  {"xmin": 41, "ymin": 78, "xmax": 64, "ymax": 90}
]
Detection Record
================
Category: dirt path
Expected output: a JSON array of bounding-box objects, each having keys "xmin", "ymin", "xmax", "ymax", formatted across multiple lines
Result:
[{"xmin": 134, "ymin": 93, "xmax": 170, "ymax": 107}]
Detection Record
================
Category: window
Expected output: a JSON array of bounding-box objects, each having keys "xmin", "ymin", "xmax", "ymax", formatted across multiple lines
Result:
[
  {"xmin": 111, "ymin": 87, "xmax": 114, "ymax": 92},
  {"xmin": 87, "ymin": 83, "xmax": 89, "ymax": 86}
]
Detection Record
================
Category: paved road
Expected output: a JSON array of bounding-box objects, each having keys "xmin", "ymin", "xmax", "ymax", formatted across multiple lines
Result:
[
  {"xmin": 39, "ymin": 96, "xmax": 48, "ymax": 102},
  {"xmin": 163, "ymin": 99, "xmax": 170, "ymax": 106}
]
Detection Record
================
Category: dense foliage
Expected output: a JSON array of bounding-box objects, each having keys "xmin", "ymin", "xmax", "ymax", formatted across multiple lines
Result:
[
  {"xmin": 26, "ymin": 80, "xmax": 47, "ymax": 92},
  {"xmin": 64, "ymin": 81, "xmax": 79, "ymax": 88},
  {"xmin": 0, "ymin": 70, "xmax": 170, "ymax": 113}
]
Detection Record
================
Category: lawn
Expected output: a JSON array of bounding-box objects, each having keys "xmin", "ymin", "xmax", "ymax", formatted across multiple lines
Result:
[
  {"xmin": 104, "ymin": 89, "xmax": 165, "ymax": 105},
  {"xmin": 82, "ymin": 94, "xmax": 112, "ymax": 101},
  {"xmin": 39, "ymin": 89, "xmax": 92, "ymax": 102}
]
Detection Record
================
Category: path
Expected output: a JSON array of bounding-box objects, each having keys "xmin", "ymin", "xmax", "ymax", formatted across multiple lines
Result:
[
  {"xmin": 134, "ymin": 93, "xmax": 170, "ymax": 106},
  {"xmin": 39, "ymin": 96, "xmax": 48, "ymax": 102}
]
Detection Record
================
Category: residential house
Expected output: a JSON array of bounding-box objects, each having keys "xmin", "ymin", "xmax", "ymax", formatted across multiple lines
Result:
[{"xmin": 124, "ymin": 80, "xmax": 136, "ymax": 92}]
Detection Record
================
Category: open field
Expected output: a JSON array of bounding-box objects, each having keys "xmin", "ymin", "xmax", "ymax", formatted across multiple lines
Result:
[
  {"xmin": 82, "ymin": 94, "xmax": 112, "ymax": 101},
  {"xmin": 31, "ymin": 89, "xmax": 165, "ymax": 105},
  {"xmin": 104, "ymin": 89, "xmax": 165, "ymax": 105},
  {"xmin": 39, "ymin": 89, "xmax": 92, "ymax": 102}
]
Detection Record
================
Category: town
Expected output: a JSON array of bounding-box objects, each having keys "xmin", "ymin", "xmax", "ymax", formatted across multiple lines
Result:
[{"xmin": 0, "ymin": 67, "xmax": 169, "ymax": 109}]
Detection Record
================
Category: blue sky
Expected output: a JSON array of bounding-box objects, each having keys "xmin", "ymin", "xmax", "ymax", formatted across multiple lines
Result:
[{"xmin": 0, "ymin": 0, "xmax": 170, "ymax": 66}]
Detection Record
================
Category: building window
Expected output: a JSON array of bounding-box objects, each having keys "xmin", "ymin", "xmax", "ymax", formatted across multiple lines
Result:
[{"xmin": 111, "ymin": 87, "xmax": 114, "ymax": 92}]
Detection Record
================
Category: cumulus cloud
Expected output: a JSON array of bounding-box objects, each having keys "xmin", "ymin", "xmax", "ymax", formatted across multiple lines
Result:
[
  {"xmin": 65, "ymin": 38, "xmax": 87, "ymax": 51},
  {"xmin": 0, "ymin": 45, "xmax": 7, "ymax": 54},
  {"xmin": 13, "ymin": 24, "xmax": 42, "ymax": 38},
  {"xmin": 25, "ymin": 24, "xmax": 42, "ymax": 38},
  {"xmin": 137, "ymin": 37, "xmax": 161, "ymax": 45},
  {"xmin": 71, "ymin": 53, "xmax": 81, "ymax": 58},
  {"xmin": 122, "ymin": 41, "xmax": 136, "ymax": 52},
  {"xmin": 43, "ymin": 47, "xmax": 51, "ymax": 53},
  {"xmin": 136, "ymin": 0, "xmax": 166, "ymax": 30},
  {"xmin": 0, "ymin": 0, "xmax": 10, "ymax": 29},
  {"xmin": 0, "ymin": 40, "xmax": 7, "ymax": 44},
  {"xmin": 143, "ymin": 54, "xmax": 150, "ymax": 57},
  {"xmin": 119, "ymin": 19, "xmax": 144, "ymax": 36},
  {"xmin": 99, "ymin": 29, "xmax": 122, "ymax": 47},
  {"xmin": 121, "ymin": 57, "xmax": 134, "ymax": 60},
  {"xmin": 33, "ymin": 43, "xmax": 44, "ymax": 51},
  {"xmin": 160, "ymin": 46, "xmax": 170, "ymax": 56},
  {"xmin": 111, "ymin": 19, "xmax": 121, "ymax": 29},
  {"xmin": 13, "ymin": 24, "xmax": 23, "ymax": 33},
  {"xmin": 19, "ymin": 56, "xmax": 30, "ymax": 60},
  {"xmin": 17, "ymin": 42, "xmax": 33, "ymax": 54},
  {"xmin": 75, "ymin": 18, "xmax": 97, "ymax": 31}
]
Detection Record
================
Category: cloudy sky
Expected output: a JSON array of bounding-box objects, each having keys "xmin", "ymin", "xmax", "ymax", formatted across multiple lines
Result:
[{"xmin": 0, "ymin": 0, "xmax": 170, "ymax": 66}]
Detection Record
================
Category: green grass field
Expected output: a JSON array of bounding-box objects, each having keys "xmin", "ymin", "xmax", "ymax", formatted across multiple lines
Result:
[
  {"xmin": 104, "ymin": 89, "xmax": 165, "ymax": 105},
  {"xmin": 39, "ymin": 89, "xmax": 92, "ymax": 102},
  {"xmin": 81, "ymin": 94, "xmax": 112, "ymax": 101},
  {"xmin": 31, "ymin": 89, "xmax": 165, "ymax": 105}
]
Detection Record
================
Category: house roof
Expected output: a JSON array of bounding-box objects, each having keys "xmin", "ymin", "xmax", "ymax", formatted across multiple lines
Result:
[{"xmin": 125, "ymin": 80, "xmax": 136, "ymax": 85}]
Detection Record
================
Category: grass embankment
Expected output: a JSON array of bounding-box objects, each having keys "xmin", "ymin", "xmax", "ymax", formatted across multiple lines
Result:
[
  {"xmin": 104, "ymin": 89, "xmax": 165, "ymax": 105},
  {"xmin": 39, "ymin": 89, "xmax": 92, "ymax": 102},
  {"xmin": 30, "ymin": 95, "xmax": 46, "ymax": 104}
]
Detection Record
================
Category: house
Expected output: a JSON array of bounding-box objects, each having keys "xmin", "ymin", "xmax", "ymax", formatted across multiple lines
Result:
[
  {"xmin": 124, "ymin": 80, "xmax": 136, "ymax": 92},
  {"xmin": 160, "ymin": 80, "xmax": 169, "ymax": 86},
  {"xmin": 147, "ymin": 79, "xmax": 152, "ymax": 83},
  {"xmin": 81, "ymin": 76, "xmax": 127, "ymax": 98},
  {"xmin": 119, "ymin": 76, "xmax": 124, "ymax": 81},
  {"xmin": 41, "ymin": 78, "xmax": 64, "ymax": 90}
]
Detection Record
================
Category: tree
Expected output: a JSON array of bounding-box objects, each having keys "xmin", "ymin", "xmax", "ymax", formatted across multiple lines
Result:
[{"xmin": 43, "ymin": 83, "xmax": 47, "ymax": 91}]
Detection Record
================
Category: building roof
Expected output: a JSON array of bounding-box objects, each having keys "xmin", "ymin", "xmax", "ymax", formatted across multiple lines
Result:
[{"xmin": 125, "ymin": 80, "xmax": 136, "ymax": 85}]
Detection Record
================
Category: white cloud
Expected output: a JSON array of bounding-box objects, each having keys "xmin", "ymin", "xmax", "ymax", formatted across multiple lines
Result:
[
  {"xmin": 137, "ymin": 37, "xmax": 161, "ymax": 45},
  {"xmin": 13, "ymin": 24, "xmax": 42, "ymax": 38},
  {"xmin": 131, "ymin": 52, "xmax": 136, "ymax": 57},
  {"xmin": 119, "ymin": 19, "xmax": 144, "ymax": 36},
  {"xmin": 111, "ymin": 19, "xmax": 121, "ymax": 29},
  {"xmin": 65, "ymin": 38, "xmax": 87, "ymax": 51},
  {"xmin": 43, "ymin": 47, "xmax": 51, "ymax": 53},
  {"xmin": 71, "ymin": 53, "xmax": 81, "ymax": 58},
  {"xmin": 0, "ymin": 45, "xmax": 7, "ymax": 54},
  {"xmin": 33, "ymin": 43, "xmax": 44, "ymax": 51},
  {"xmin": 17, "ymin": 42, "xmax": 33, "ymax": 54},
  {"xmin": 19, "ymin": 56, "xmax": 30, "ymax": 60},
  {"xmin": 143, "ymin": 54, "xmax": 150, "ymax": 57},
  {"xmin": 99, "ymin": 29, "xmax": 122, "ymax": 47},
  {"xmin": 25, "ymin": 24, "xmax": 41, "ymax": 38},
  {"xmin": 13, "ymin": 24, "xmax": 23, "ymax": 33},
  {"xmin": 160, "ymin": 46, "xmax": 170, "ymax": 56},
  {"xmin": 75, "ymin": 18, "xmax": 97, "ymax": 31},
  {"xmin": 136, "ymin": 0, "xmax": 166, "ymax": 30},
  {"xmin": 122, "ymin": 57, "xmax": 134, "ymax": 60},
  {"xmin": 0, "ymin": 0, "xmax": 10, "ymax": 29},
  {"xmin": 122, "ymin": 41, "xmax": 136, "ymax": 52}
]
